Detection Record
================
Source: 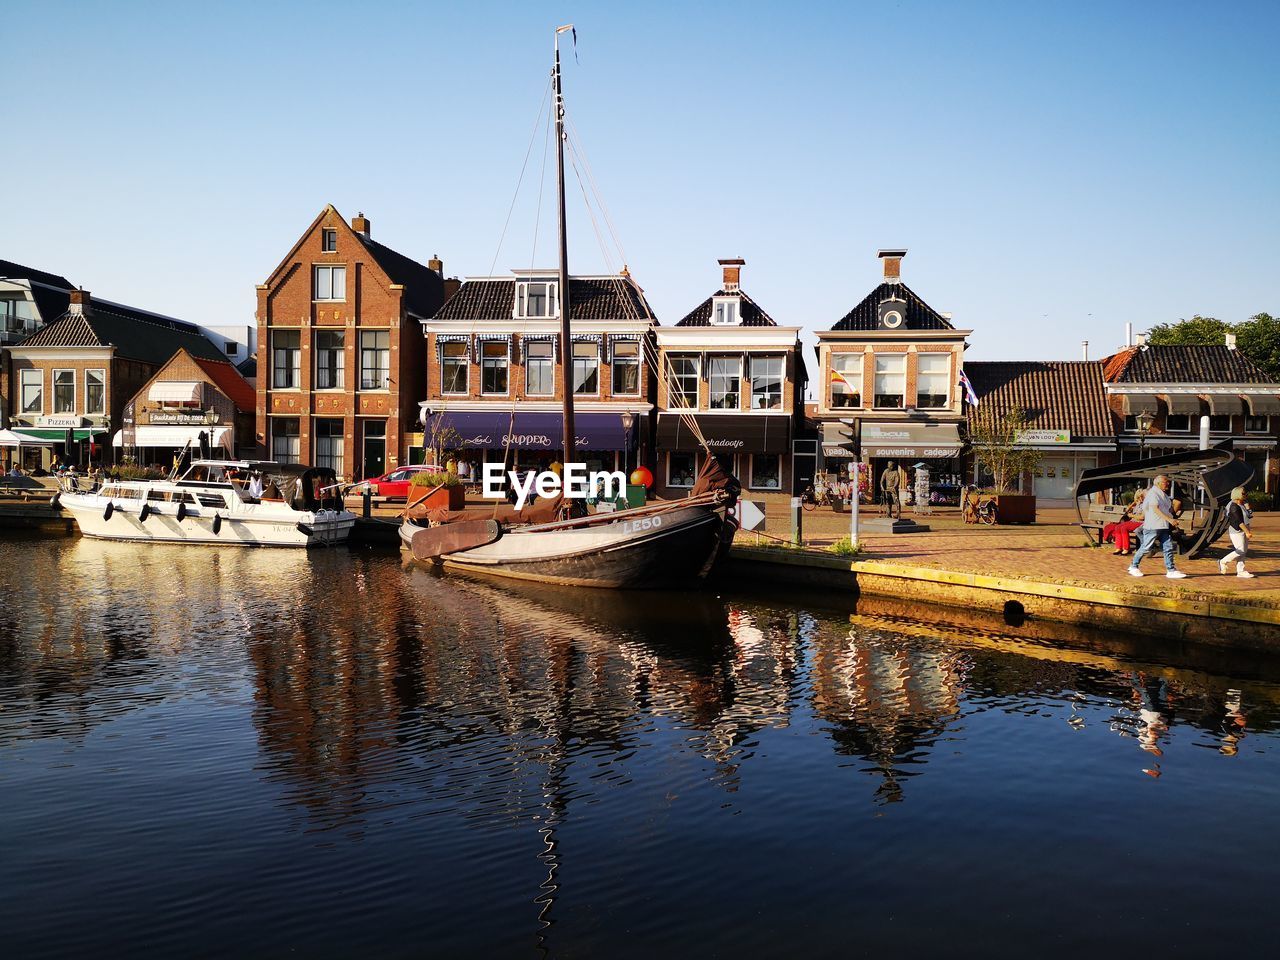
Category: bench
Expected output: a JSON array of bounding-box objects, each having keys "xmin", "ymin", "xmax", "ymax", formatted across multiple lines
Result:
[{"xmin": 1081, "ymin": 503, "xmax": 1130, "ymax": 535}]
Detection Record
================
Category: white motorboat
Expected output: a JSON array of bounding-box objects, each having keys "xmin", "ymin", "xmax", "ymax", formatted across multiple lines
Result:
[{"xmin": 56, "ymin": 459, "xmax": 356, "ymax": 548}]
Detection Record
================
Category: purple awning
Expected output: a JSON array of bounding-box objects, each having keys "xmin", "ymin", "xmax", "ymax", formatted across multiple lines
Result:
[{"xmin": 428, "ymin": 411, "xmax": 637, "ymax": 451}]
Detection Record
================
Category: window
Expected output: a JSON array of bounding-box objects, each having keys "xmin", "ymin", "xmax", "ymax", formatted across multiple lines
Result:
[
  {"xmin": 315, "ymin": 330, "xmax": 345, "ymax": 389},
  {"xmin": 525, "ymin": 340, "xmax": 554, "ymax": 396},
  {"xmin": 1165, "ymin": 413, "xmax": 1191, "ymax": 433},
  {"xmin": 709, "ymin": 356, "xmax": 742, "ymax": 409},
  {"xmin": 1246, "ymin": 415, "xmax": 1270, "ymax": 433},
  {"xmin": 830, "ymin": 353, "xmax": 862, "ymax": 408},
  {"xmin": 360, "ymin": 330, "xmax": 390, "ymax": 390},
  {"xmin": 669, "ymin": 355, "xmax": 700, "ymax": 408},
  {"xmin": 224, "ymin": 341, "xmax": 239, "ymax": 357},
  {"xmin": 481, "ymin": 340, "xmax": 509, "ymax": 395},
  {"xmin": 873, "ymin": 354, "xmax": 906, "ymax": 408},
  {"xmin": 322, "ymin": 229, "xmax": 337, "ymax": 252},
  {"xmin": 20, "ymin": 369, "xmax": 42, "ymax": 415},
  {"xmin": 314, "ymin": 418, "xmax": 345, "ymax": 476},
  {"xmin": 668, "ymin": 452, "xmax": 696, "ymax": 488},
  {"xmin": 750, "ymin": 355, "xmax": 783, "ymax": 410},
  {"xmin": 1209, "ymin": 414, "xmax": 1231, "ymax": 433},
  {"xmin": 611, "ymin": 340, "xmax": 640, "ymax": 396},
  {"xmin": 712, "ymin": 298, "xmax": 739, "ymax": 326},
  {"xmin": 53, "ymin": 369, "xmax": 75, "ymax": 414},
  {"xmin": 85, "ymin": 369, "xmax": 106, "ymax": 415},
  {"xmin": 749, "ymin": 454, "xmax": 781, "ymax": 490},
  {"xmin": 572, "ymin": 341, "xmax": 599, "ymax": 395},
  {"xmin": 916, "ymin": 354, "xmax": 950, "ymax": 409},
  {"xmin": 441, "ymin": 341, "xmax": 469, "ymax": 395},
  {"xmin": 313, "ymin": 265, "xmax": 347, "ymax": 301},
  {"xmin": 272, "ymin": 418, "xmax": 300, "ymax": 464},
  {"xmin": 516, "ymin": 280, "xmax": 557, "ymax": 318},
  {"xmin": 272, "ymin": 330, "xmax": 301, "ymax": 388},
  {"xmin": 2, "ymin": 295, "xmax": 38, "ymax": 336}
]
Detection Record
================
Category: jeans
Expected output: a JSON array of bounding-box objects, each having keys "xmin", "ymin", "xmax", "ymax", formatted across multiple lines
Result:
[{"xmin": 1131, "ymin": 528, "xmax": 1176, "ymax": 571}]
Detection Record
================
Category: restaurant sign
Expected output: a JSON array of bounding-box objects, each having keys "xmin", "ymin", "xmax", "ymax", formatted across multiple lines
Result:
[
  {"xmin": 148, "ymin": 411, "xmax": 222, "ymax": 426},
  {"xmin": 1016, "ymin": 429, "xmax": 1071, "ymax": 445},
  {"xmin": 37, "ymin": 415, "xmax": 87, "ymax": 428}
]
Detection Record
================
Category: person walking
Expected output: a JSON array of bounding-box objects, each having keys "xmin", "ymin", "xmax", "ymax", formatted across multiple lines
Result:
[
  {"xmin": 1128, "ymin": 474, "xmax": 1187, "ymax": 579},
  {"xmin": 1219, "ymin": 487, "xmax": 1255, "ymax": 578}
]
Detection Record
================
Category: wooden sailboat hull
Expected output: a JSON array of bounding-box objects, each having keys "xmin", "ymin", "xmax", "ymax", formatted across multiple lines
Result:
[{"xmin": 400, "ymin": 503, "xmax": 735, "ymax": 589}]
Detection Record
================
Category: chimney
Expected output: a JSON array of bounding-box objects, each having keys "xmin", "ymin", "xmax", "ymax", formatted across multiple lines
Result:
[
  {"xmin": 443, "ymin": 277, "xmax": 462, "ymax": 301},
  {"xmin": 68, "ymin": 288, "xmax": 91, "ymax": 316},
  {"xmin": 1125, "ymin": 322, "xmax": 1133, "ymax": 347},
  {"xmin": 428, "ymin": 254, "xmax": 443, "ymax": 274},
  {"xmin": 1226, "ymin": 332, "xmax": 1238, "ymax": 350},
  {"xmin": 719, "ymin": 257, "xmax": 745, "ymax": 292},
  {"xmin": 878, "ymin": 249, "xmax": 907, "ymax": 283},
  {"xmin": 1135, "ymin": 333, "xmax": 1147, "ymax": 347},
  {"xmin": 351, "ymin": 212, "xmax": 370, "ymax": 237},
  {"xmin": 1082, "ymin": 340, "xmax": 1089, "ymax": 361}
]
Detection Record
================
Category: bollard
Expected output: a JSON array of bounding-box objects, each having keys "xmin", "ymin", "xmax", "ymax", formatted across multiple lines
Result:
[
  {"xmin": 363, "ymin": 488, "xmax": 372, "ymax": 519},
  {"xmin": 790, "ymin": 496, "xmax": 803, "ymax": 546}
]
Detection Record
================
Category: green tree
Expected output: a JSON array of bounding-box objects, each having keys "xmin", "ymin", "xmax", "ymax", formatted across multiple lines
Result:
[
  {"xmin": 1234, "ymin": 313, "xmax": 1280, "ymax": 380},
  {"xmin": 1145, "ymin": 315, "xmax": 1230, "ymax": 346},
  {"xmin": 969, "ymin": 407, "xmax": 1043, "ymax": 494}
]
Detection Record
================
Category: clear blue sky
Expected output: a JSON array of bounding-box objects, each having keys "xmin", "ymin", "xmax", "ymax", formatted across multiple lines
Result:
[{"xmin": 7, "ymin": 0, "xmax": 1277, "ymax": 365}]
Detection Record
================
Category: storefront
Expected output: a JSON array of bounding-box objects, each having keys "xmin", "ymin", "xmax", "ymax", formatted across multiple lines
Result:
[
  {"xmin": 820, "ymin": 420, "xmax": 964, "ymax": 505},
  {"xmin": 8, "ymin": 419, "xmax": 109, "ymax": 470},
  {"xmin": 426, "ymin": 410, "xmax": 640, "ymax": 475},
  {"xmin": 656, "ymin": 412, "xmax": 792, "ymax": 496}
]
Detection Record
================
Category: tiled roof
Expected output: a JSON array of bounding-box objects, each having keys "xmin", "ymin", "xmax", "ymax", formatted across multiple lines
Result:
[
  {"xmin": 830, "ymin": 282, "xmax": 954, "ymax": 331},
  {"xmin": 15, "ymin": 306, "xmax": 226, "ymax": 365},
  {"xmin": 194, "ymin": 357, "xmax": 257, "ymax": 413},
  {"xmin": 358, "ymin": 236, "xmax": 445, "ymax": 319},
  {"xmin": 965, "ymin": 360, "xmax": 1116, "ymax": 438},
  {"xmin": 433, "ymin": 276, "xmax": 655, "ymax": 322},
  {"xmin": 1102, "ymin": 345, "xmax": 1278, "ymax": 385},
  {"xmin": 0, "ymin": 258, "xmax": 75, "ymax": 291},
  {"xmin": 675, "ymin": 289, "xmax": 777, "ymax": 326}
]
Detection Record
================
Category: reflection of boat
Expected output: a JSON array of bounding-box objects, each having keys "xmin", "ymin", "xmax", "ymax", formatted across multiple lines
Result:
[
  {"xmin": 57, "ymin": 459, "xmax": 356, "ymax": 547},
  {"xmin": 398, "ymin": 28, "xmax": 738, "ymax": 589},
  {"xmin": 1074, "ymin": 443, "xmax": 1253, "ymax": 558}
]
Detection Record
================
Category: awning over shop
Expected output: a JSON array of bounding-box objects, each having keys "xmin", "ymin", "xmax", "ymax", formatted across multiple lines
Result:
[
  {"xmin": 862, "ymin": 421, "xmax": 962, "ymax": 459},
  {"xmin": 821, "ymin": 422, "xmax": 856, "ymax": 458},
  {"xmin": 1162, "ymin": 394, "xmax": 1202, "ymax": 414},
  {"xmin": 0, "ymin": 429, "xmax": 54, "ymax": 447},
  {"xmin": 11, "ymin": 428, "xmax": 106, "ymax": 442},
  {"xmin": 1205, "ymin": 394, "xmax": 1244, "ymax": 415},
  {"xmin": 1244, "ymin": 394, "xmax": 1280, "ymax": 416},
  {"xmin": 657, "ymin": 413, "xmax": 791, "ymax": 455},
  {"xmin": 112, "ymin": 426, "xmax": 231, "ymax": 449},
  {"xmin": 1119, "ymin": 393, "xmax": 1160, "ymax": 415},
  {"xmin": 148, "ymin": 381, "xmax": 202, "ymax": 404},
  {"xmin": 430, "ymin": 411, "xmax": 637, "ymax": 452}
]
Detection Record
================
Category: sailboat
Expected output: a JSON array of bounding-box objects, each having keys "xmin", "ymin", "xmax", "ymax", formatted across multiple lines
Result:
[{"xmin": 399, "ymin": 25, "xmax": 740, "ymax": 588}]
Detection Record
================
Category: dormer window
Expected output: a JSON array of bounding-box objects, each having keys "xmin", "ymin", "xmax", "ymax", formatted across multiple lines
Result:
[
  {"xmin": 516, "ymin": 280, "xmax": 558, "ymax": 319},
  {"xmin": 712, "ymin": 296, "xmax": 740, "ymax": 326}
]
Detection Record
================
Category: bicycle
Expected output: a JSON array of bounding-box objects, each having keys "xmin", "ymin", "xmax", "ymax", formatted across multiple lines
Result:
[
  {"xmin": 800, "ymin": 484, "xmax": 831, "ymax": 512},
  {"xmin": 964, "ymin": 492, "xmax": 998, "ymax": 526}
]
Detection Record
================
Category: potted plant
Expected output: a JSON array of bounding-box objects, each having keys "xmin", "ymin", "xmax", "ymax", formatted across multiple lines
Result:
[
  {"xmin": 409, "ymin": 469, "xmax": 465, "ymax": 510},
  {"xmin": 969, "ymin": 406, "xmax": 1041, "ymax": 523}
]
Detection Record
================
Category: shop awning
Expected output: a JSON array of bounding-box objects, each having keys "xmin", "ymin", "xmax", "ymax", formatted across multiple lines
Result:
[
  {"xmin": 657, "ymin": 413, "xmax": 791, "ymax": 455},
  {"xmin": 1244, "ymin": 394, "xmax": 1280, "ymax": 416},
  {"xmin": 821, "ymin": 422, "xmax": 856, "ymax": 458},
  {"xmin": 430, "ymin": 411, "xmax": 637, "ymax": 452},
  {"xmin": 1162, "ymin": 394, "xmax": 1202, "ymax": 415},
  {"xmin": 148, "ymin": 381, "xmax": 202, "ymax": 404},
  {"xmin": 1119, "ymin": 393, "xmax": 1160, "ymax": 415},
  {"xmin": 1205, "ymin": 394, "xmax": 1244, "ymax": 415},
  {"xmin": 0, "ymin": 429, "xmax": 54, "ymax": 447},
  {"xmin": 113, "ymin": 426, "xmax": 231, "ymax": 449},
  {"xmin": 862, "ymin": 421, "xmax": 962, "ymax": 459},
  {"xmin": 11, "ymin": 427, "xmax": 106, "ymax": 442}
]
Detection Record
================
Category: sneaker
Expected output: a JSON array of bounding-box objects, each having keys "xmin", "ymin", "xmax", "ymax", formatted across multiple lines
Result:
[
  {"xmin": 1238, "ymin": 570, "xmax": 1256, "ymax": 579},
  {"xmin": 1166, "ymin": 570, "xmax": 1188, "ymax": 579},
  {"xmin": 1127, "ymin": 567, "xmax": 1144, "ymax": 577},
  {"xmin": 1219, "ymin": 560, "xmax": 1230, "ymax": 575}
]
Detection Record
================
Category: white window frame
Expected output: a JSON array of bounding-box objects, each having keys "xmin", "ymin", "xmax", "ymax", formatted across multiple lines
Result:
[
  {"xmin": 711, "ymin": 297, "xmax": 740, "ymax": 326},
  {"xmin": 1246, "ymin": 415, "xmax": 1270, "ymax": 434},
  {"xmin": 915, "ymin": 353, "xmax": 951, "ymax": 409},
  {"xmin": 52, "ymin": 368, "xmax": 77, "ymax": 415},
  {"xmin": 1208, "ymin": 414, "xmax": 1232, "ymax": 434},
  {"xmin": 572, "ymin": 341, "xmax": 600, "ymax": 396},
  {"xmin": 873, "ymin": 353, "xmax": 907, "ymax": 410},
  {"xmin": 669, "ymin": 355, "xmax": 700, "ymax": 409},
  {"xmin": 515, "ymin": 280, "xmax": 558, "ymax": 319},
  {"xmin": 85, "ymin": 368, "xmax": 106, "ymax": 416},
  {"xmin": 667, "ymin": 451, "xmax": 697, "ymax": 489},
  {"xmin": 709, "ymin": 355, "xmax": 742, "ymax": 410},
  {"xmin": 313, "ymin": 264, "xmax": 347, "ymax": 302},
  {"xmin": 830, "ymin": 352, "xmax": 862, "ymax": 409},
  {"xmin": 20, "ymin": 368, "xmax": 43, "ymax": 415},
  {"xmin": 524, "ymin": 340, "xmax": 554, "ymax": 397},
  {"xmin": 610, "ymin": 340, "xmax": 641, "ymax": 397},
  {"xmin": 440, "ymin": 341, "xmax": 469, "ymax": 396},
  {"xmin": 749, "ymin": 355, "xmax": 784, "ymax": 410},
  {"xmin": 748, "ymin": 453, "xmax": 782, "ymax": 491},
  {"xmin": 480, "ymin": 340, "xmax": 510, "ymax": 396},
  {"xmin": 1164, "ymin": 413, "xmax": 1192, "ymax": 433}
]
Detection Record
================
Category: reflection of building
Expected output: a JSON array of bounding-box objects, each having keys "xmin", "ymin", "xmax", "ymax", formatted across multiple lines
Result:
[
  {"xmin": 814, "ymin": 250, "xmax": 971, "ymax": 498},
  {"xmin": 654, "ymin": 259, "xmax": 807, "ymax": 501}
]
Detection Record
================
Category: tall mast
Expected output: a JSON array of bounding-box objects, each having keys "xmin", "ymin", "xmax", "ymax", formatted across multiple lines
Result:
[{"xmin": 554, "ymin": 24, "xmax": 575, "ymax": 466}]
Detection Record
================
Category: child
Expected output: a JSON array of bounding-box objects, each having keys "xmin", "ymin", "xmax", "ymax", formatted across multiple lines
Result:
[{"xmin": 1219, "ymin": 487, "xmax": 1254, "ymax": 579}]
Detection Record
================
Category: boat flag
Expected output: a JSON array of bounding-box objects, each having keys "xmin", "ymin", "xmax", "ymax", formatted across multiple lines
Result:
[{"xmin": 959, "ymin": 369, "xmax": 979, "ymax": 407}]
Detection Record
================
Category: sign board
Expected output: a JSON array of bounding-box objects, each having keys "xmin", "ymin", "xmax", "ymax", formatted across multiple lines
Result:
[
  {"xmin": 148, "ymin": 411, "xmax": 221, "ymax": 426},
  {"xmin": 861, "ymin": 421, "xmax": 962, "ymax": 459},
  {"xmin": 735, "ymin": 499, "xmax": 766, "ymax": 532},
  {"xmin": 1016, "ymin": 429, "xmax": 1071, "ymax": 445},
  {"xmin": 37, "ymin": 415, "xmax": 86, "ymax": 428}
]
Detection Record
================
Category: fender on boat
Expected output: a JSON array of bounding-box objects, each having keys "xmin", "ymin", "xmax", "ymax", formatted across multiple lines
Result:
[
  {"xmin": 103, "ymin": 502, "xmax": 114, "ymax": 522},
  {"xmin": 177, "ymin": 502, "xmax": 188, "ymax": 522},
  {"xmin": 212, "ymin": 513, "xmax": 223, "ymax": 535},
  {"xmin": 411, "ymin": 519, "xmax": 502, "ymax": 562},
  {"xmin": 139, "ymin": 503, "xmax": 151, "ymax": 523}
]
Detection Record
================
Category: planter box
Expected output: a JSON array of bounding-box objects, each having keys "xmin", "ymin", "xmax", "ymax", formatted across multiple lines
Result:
[
  {"xmin": 414, "ymin": 484, "xmax": 465, "ymax": 511},
  {"xmin": 994, "ymin": 493, "xmax": 1036, "ymax": 524},
  {"xmin": 830, "ymin": 498, "xmax": 846, "ymax": 513}
]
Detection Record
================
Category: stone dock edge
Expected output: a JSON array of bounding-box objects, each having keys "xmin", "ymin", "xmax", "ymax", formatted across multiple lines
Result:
[{"xmin": 724, "ymin": 545, "xmax": 1280, "ymax": 651}]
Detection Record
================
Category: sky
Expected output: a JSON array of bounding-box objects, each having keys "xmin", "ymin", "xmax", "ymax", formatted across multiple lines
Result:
[{"xmin": 6, "ymin": 0, "xmax": 1278, "ymax": 367}]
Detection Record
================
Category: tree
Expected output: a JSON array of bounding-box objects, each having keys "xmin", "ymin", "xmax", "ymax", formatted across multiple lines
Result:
[
  {"xmin": 1144, "ymin": 313, "xmax": 1280, "ymax": 380},
  {"xmin": 1145, "ymin": 315, "xmax": 1230, "ymax": 346},
  {"xmin": 969, "ymin": 407, "xmax": 1043, "ymax": 494}
]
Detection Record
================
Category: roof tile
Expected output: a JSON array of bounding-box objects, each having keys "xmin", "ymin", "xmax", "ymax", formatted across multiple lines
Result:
[{"xmin": 966, "ymin": 360, "xmax": 1116, "ymax": 438}]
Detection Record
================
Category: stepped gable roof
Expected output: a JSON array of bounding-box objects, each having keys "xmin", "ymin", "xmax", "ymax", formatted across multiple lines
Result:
[
  {"xmin": 965, "ymin": 360, "xmax": 1115, "ymax": 438},
  {"xmin": 676, "ymin": 289, "xmax": 777, "ymax": 327},
  {"xmin": 831, "ymin": 281, "xmax": 953, "ymax": 331},
  {"xmin": 356, "ymin": 235, "xmax": 445, "ymax": 318},
  {"xmin": 1102, "ymin": 344, "xmax": 1277, "ymax": 385},
  {"xmin": 193, "ymin": 356, "xmax": 257, "ymax": 413},
  {"xmin": 16, "ymin": 303, "xmax": 225, "ymax": 365},
  {"xmin": 432, "ymin": 276, "xmax": 655, "ymax": 323}
]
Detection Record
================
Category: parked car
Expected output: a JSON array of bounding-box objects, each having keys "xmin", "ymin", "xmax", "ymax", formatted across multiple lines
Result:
[{"xmin": 363, "ymin": 465, "xmax": 440, "ymax": 500}]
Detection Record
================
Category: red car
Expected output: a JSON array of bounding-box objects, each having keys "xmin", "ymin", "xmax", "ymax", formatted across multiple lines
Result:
[{"xmin": 364, "ymin": 465, "xmax": 439, "ymax": 500}]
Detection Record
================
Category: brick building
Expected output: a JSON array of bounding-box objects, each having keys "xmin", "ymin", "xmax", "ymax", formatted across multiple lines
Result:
[
  {"xmin": 653, "ymin": 259, "xmax": 806, "ymax": 501},
  {"xmin": 255, "ymin": 206, "xmax": 445, "ymax": 480},
  {"xmin": 418, "ymin": 270, "xmax": 656, "ymax": 475},
  {"xmin": 814, "ymin": 250, "xmax": 972, "ymax": 500}
]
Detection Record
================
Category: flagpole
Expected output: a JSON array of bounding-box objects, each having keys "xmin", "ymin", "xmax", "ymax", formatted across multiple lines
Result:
[{"xmin": 554, "ymin": 24, "xmax": 575, "ymax": 467}]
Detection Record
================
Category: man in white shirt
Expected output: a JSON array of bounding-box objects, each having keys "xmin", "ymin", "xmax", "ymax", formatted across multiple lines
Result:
[{"xmin": 1128, "ymin": 474, "xmax": 1187, "ymax": 579}]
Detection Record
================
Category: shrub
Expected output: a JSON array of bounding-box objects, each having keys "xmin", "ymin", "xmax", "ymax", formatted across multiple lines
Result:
[
  {"xmin": 1246, "ymin": 490, "xmax": 1272, "ymax": 512},
  {"xmin": 409, "ymin": 470, "xmax": 462, "ymax": 489},
  {"xmin": 828, "ymin": 536, "xmax": 864, "ymax": 557}
]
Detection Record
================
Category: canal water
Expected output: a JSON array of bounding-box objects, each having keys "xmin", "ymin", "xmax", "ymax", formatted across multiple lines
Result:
[{"xmin": 2, "ymin": 537, "xmax": 1279, "ymax": 958}]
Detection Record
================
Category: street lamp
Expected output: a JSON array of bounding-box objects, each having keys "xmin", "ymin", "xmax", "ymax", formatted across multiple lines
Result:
[
  {"xmin": 619, "ymin": 412, "xmax": 635, "ymax": 475},
  {"xmin": 1137, "ymin": 410, "xmax": 1154, "ymax": 458}
]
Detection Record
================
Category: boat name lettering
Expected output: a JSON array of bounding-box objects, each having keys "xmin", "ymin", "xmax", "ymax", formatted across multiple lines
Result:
[{"xmin": 622, "ymin": 515, "xmax": 662, "ymax": 535}]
